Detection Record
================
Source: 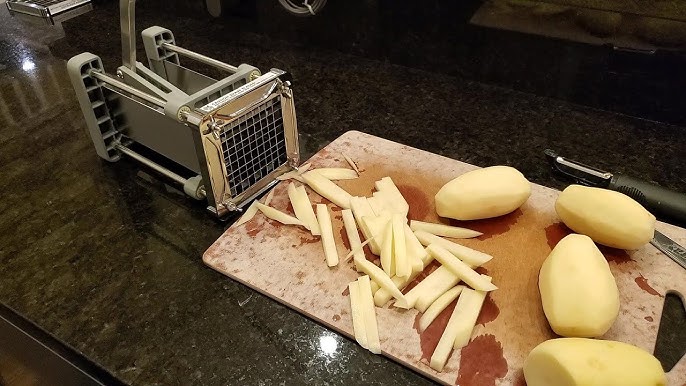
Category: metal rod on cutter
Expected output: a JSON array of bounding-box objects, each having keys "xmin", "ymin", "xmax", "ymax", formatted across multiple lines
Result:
[
  {"xmin": 120, "ymin": 0, "xmax": 136, "ymax": 71},
  {"xmin": 91, "ymin": 71, "xmax": 167, "ymax": 107},
  {"xmin": 161, "ymin": 42, "xmax": 239, "ymax": 73},
  {"xmin": 115, "ymin": 144, "xmax": 188, "ymax": 186}
]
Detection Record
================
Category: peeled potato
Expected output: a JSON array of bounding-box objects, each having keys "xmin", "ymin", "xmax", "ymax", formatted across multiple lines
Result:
[
  {"xmin": 435, "ymin": 166, "xmax": 531, "ymax": 220},
  {"xmin": 555, "ymin": 185, "xmax": 655, "ymax": 249},
  {"xmin": 539, "ymin": 234, "xmax": 619, "ymax": 337},
  {"xmin": 524, "ymin": 338, "xmax": 666, "ymax": 386}
]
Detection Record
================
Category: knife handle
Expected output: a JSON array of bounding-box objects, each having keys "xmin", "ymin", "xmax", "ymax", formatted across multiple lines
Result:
[{"xmin": 609, "ymin": 174, "xmax": 686, "ymax": 224}]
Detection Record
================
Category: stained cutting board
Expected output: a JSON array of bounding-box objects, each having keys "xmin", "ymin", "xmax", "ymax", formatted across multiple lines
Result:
[{"xmin": 203, "ymin": 131, "xmax": 686, "ymax": 385}]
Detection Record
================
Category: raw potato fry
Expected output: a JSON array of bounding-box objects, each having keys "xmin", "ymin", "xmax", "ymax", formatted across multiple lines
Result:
[
  {"xmin": 342, "ymin": 209, "xmax": 364, "ymax": 270},
  {"xmin": 342, "ymin": 153, "xmax": 360, "ymax": 174},
  {"xmin": 255, "ymin": 202, "xmax": 308, "ymax": 228},
  {"xmin": 415, "ymin": 230, "xmax": 492, "ymax": 267},
  {"xmin": 394, "ymin": 266, "xmax": 459, "ymax": 310},
  {"xmin": 404, "ymin": 224, "xmax": 428, "ymax": 272},
  {"xmin": 350, "ymin": 197, "xmax": 375, "ymax": 225},
  {"xmin": 288, "ymin": 183, "xmax": 321, "ymax": 236},
  {"xmin": 372, "ymin": 191, "xmax": 404, "ymax": 216},
  {"xmin": 264, "ymin": 189, "xmax": 276, "ymax": 206},
  {"xmin": 358, "ymin": 275, "xmax": 381, "ymax": 354},
  {"xmin": 427, "ymin": 244, "xmax": 497, "ymax": 291},
  {"xmin": 374, "ymin": 177, "xmax": 409, "ymax": 217},
  {"xmin": 301, "ymin": 171, "xmax": 353, "ymax": 209},
  {"xmin": 350, "ymin": 196, "xmax": 376, "ymax": 241},
  {"xmin": 374, "ymin": 274, "xmax": 409, "ymax": 307},
  {"xmin": 312, "ymin": 168, "xmax": 359, "ymax": 180},
  {"xmin": 348, "ymin": 280, "xmax": 368, "ymax": 349},
  {"xmin": 371, "ymin": 281, "xmax": 379, "ymax": 294},
  {"xmin": 344, "ymin": 237, "xmax": 374, "ymax": 262},
  {"xmin": 276, "ymin": 171, "xmax": 305, "ymax": 182},
  {"xmin": 380, "ymin": 221, "xmax": 395, "ymax": 277},
  {"xmin": 392, "ymin": 214, "xmax": 410, "ymax": 277},
  {"xmin": 373, "ymin": 190, "xmax": 408, "ymax": 217},
  {"xmin": 355, "ymin": 258, "xmax": 406, "ymax": 303},
  {"xmin": 373, "ymin": 247, "xmax": 435, "ymax": 307},
  {"xmin": 297, "ymin": 186, "xmax": 320, "ymax": 229},
  {"xmin": 234, "ymin": 200, "xmax": 259, "ymax": 227},
  {"xmin": 452, "ymin": 277, "xmax": 492, "ymax": 349},
  {"xmin": 298, "ymin": 163, "xmax": 312, "ymax": 173},
  {"xmin": 429, "ymin": 279, "xmax": 489, "ymax": 372},
  {"xmin": 410, "ymin": 220, "xmax": 482, "ymax": 239},
  {"xmin": 360, "ymin": 214, "xmax": 391, "ymax": 255},
  {"xmin": 316, "ymin": 204, "xmax": 339, "ymax": 267},
  {"xmin": 367, "ymin": 196, "xmax": 389, "ymax": 216},
  {"xmin": 419, "ymin": 285, "xmax": 465, "ymax": 332}
]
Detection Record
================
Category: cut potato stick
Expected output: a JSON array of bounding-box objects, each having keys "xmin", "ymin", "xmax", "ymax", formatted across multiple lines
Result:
[
  {"xmin": 372, "ymin": 190, "xmax": 407, "ymax": 216},
  {"xmin": 367, "ymin": 196, "xmax": 388, "ymax": 216},
  {"xmin": 345, "ymin": 237, "xmax": 374, "ymax": 262},
  {"xmin": 301, "ymin": 171, "xmax": 352, "ymax": 209},
  {"xmin": 255, "ymin": 202, "xmax": 308, "ymax": 228},
  {"xmin": 415, "ymin": 230, "xmax": 493, "ymax": 267},
  {"xmin": 288, "ymin": 183, "xmax": 321, "ymax": 236},
  {"xmin": 373, "ymin": 247, "xmax": 435, "ymax": 307},
  {"xmin": 263, "ymin": 189, "xmax": 276, "ymax": 206},
  {"xmin": 430, "ymin": 284, "xmax": 477, "ymax": 371},
  {"xmin": 355, "ymin": 258, "xmax": 406, "ymax": 303},
  {"xmin": 371, "ymin": 281, "xmax": 379, "ymax": 294},
  {"xmin": 427, "ymin": 244, "xmax": 497, "ymax": 291},
  {"xmin": 342, "ymin": 209, "xmax": 364, "ymax": 270},
  {"xmin": 316, "ymin": 204, "xmax": 339, "ymax": 267},
  {"xmin": 394, "ymin": 266, "xmax": 459, "ymax": 310},
  {"xmin": 298, "ymin": 162, "xmax": 312, "ymax": 173},
  {"xmin": 360, "ymin": 214, "xmax": 390, "ymax": 255},
  {"xmin": 350, "ymin": 197, "xmax": 375, "ymax": 223},
  {"xmin": 374, "ymin": 177, "xmax": 409, "ymax": 216},
  {"xmin": 350, "ymin": 196, "xmax": 376, "ymax": 240},
  {"xmin": 234, "ymin": 200, "xmax": 259, "ymax": 227},
  {"xmin": 276, "ymin": 171, "xmax": 305, "ymax": 182},
  {"xmin": 348, "ymin": 280, "xmax": 368, "ymax": 349},
  {"xmin": 410, "ymin": 220, "xmax": 482, "ymax": 239},
  {"xmin": 374, "ymin": 273, "xmax": 414, "ymax": 307},
  {"xmin": 297, "ymin": 185, "xmax": 321, "ymax": 235},
  {"xmin": 404, "ymin": 224, "xmax": 427, "ymax": 273},
  {"xmin": 312, "ymin": 168, "xmax": 359, "ymax": 180},
  {"xmin": 419, "ymin": 285, "xmax": 465, "ymax": 332},
  {"xmin": 452, "ymin": 277, "xmax": 492, "ymax": 349},
  {"xmin": 342, "ymin": 153, "xmax": 360, "ymax": 174},
  {"xmin": 358, "ymin": 275, "xmax": 381, "ymax": 354},
  {"xmin": 392, "ymin": 214, "xmax": 410, "ymax": 277},
  {"xmin": 380, "ymin": 221, "xmax": 394, "ymax": 277}
]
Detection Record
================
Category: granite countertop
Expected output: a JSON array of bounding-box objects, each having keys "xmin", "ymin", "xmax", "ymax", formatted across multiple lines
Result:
[{"xmin": 0, "ymin": 2, "xmax": 684, "ymax": 385}]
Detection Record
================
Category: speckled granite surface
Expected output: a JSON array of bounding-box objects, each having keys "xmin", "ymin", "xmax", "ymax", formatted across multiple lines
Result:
[{"xmin": 0, "ymin": 2, "xmax": 684, "ymax": 385}]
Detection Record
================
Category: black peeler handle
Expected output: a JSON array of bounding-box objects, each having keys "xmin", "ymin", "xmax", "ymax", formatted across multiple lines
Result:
[{"xmin": 609, "ymin": 174, "xmax": 686, "ymax": 224}]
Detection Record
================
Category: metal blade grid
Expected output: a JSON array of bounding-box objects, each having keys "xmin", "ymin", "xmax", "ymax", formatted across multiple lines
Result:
[{"xmin": 220, "ymin": 97, "xmax": 287, "ymax": 197}]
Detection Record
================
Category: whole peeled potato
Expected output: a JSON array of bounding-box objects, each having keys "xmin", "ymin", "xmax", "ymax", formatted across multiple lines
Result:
[
  {"xmin": 435, "ymin": 166, "xmax": 531, "ymax": 220},
  {"xmin": 555, "ymin": 185, "xmax": 655, "ymax": 249},
  {"xmin": 524, "ymin": 338, "xmax": 666, "ymax": 386},
  {"xmin": 539, "ymin": 234, "xmax": 619, "ymax": 337}
]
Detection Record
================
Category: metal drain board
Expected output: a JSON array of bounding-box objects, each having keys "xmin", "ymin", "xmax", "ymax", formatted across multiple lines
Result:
[
  {"xmin": 220, "ymin": 96, "xmax": 287, "ymax": 197},
  {"xmin": 6, "ymin": 0, "xmax": 90, "ymax": 18}
]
